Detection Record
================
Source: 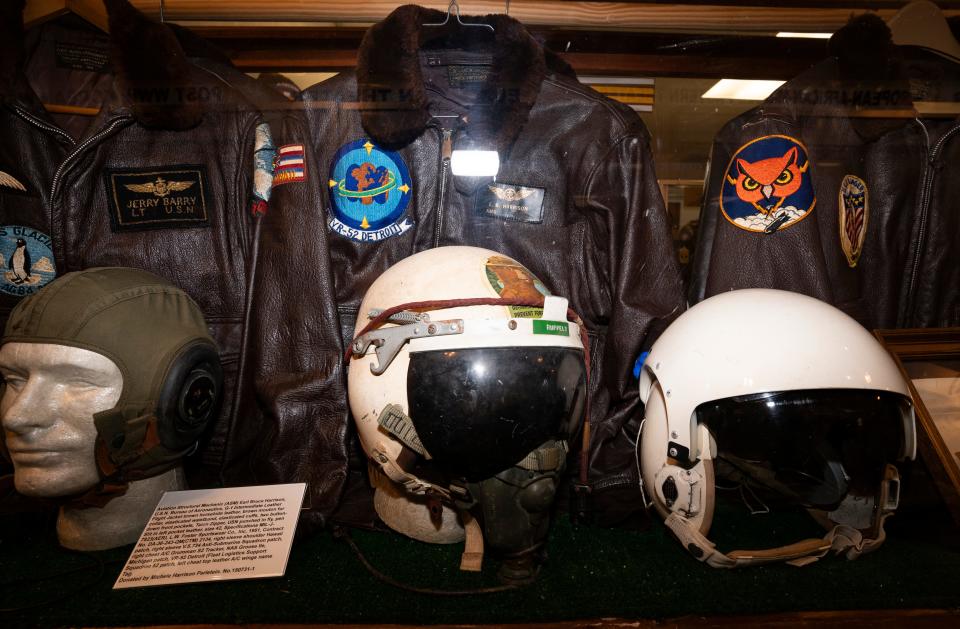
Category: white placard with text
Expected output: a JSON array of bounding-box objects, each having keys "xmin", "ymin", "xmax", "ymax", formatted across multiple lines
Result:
[{"xmin": 114, "ymin": 483, "xmax": 306, "ymax": 589}]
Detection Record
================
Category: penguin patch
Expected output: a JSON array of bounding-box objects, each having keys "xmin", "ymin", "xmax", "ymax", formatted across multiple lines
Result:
[
  {"xmin": 721, "ymin": 135, "xmax": 816, "ymax": 234},
  {"xmin": 839, "ymin": 175, "xmax": 868, "ymax": 268},
  {"xmin": 0, "ymin": 226, "xmax": 56, "ymax": 297},
  {"xmin": 105, "ymin": 165, "xmax": 210, "ymax": 232},
  {"xmin": 327, "ymin": 139, "xmax": 413, "ymax": 242}
]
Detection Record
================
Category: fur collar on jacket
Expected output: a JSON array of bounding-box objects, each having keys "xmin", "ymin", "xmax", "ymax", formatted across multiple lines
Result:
[
  {"xmin": 1, "ymin": 0, "xmax": 200, "ymax": 129},
  {"xmin": 357, "ymin": 4, "xmax": 574, "ymax": 152}
]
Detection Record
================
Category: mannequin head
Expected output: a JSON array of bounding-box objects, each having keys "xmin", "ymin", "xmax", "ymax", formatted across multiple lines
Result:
[
  {"xmin": 1, "ymin": 267, "xmax": 222, "ymax": 491},
  {"xmin": 0, "ymin": 267, "xmax": 222, "ymax": 550},
  {"xmin": 0, "ymin": 343, "xmax": 122, "ymax": 497}
]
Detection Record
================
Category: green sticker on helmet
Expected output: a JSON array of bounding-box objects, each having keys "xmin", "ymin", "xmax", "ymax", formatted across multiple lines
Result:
[{"xmin": 533, "ymin": 320, "xmax": 569, "ymax": 336}]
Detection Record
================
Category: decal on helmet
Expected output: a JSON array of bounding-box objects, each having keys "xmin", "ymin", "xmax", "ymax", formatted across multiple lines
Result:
[
  {"xmin": 839, "ymin": 174, "xmax": 868, "ymax": 268},
  {"xmin": 327, "ymin": 139, "xmax": 413, "ymax": 242},
  {"xmin": 483, "ymin": 255, "xmax": 550, "ymax": 318},
  {"xmin": 0, "ymin": 225, "xmax": 56, "ymax": 297},
  {"xmin": 721, "ymin": 135, "xmax": 816, "ymax": 234},
  {"xmin": 532, "ymin": 320, "xmax": 570, "ymax": 336}
]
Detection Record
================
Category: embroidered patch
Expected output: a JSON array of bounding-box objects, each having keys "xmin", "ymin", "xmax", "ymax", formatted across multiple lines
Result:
[
  {"xmin": 0, "ymin": 169, "xmax": 28, "ymax": 194},
  {"xmin": 251, "ymin": 123, "xmax": 277, "ymax": 216},
  {"xmin": 0, "ymin": 225, "xmax": 56, "ymax": 297},
  {"xmin": 105, "ymin": 166, "xmax": 210, "ymax": 232},
  {"xmin": 274, "ymin": 144, "xmax": 306, "ymax": 186},
  {"xmin": 839, "ymin": 175, "xmax": 868, "ymax": 268},
  {"xmin": 476, "ymin": 183, "xmax": 546, "ymax": 223},
  {"xmin": 484, "ymin": 255, "xmax": 550, "ymax": 318},
  {"xmin": 721, "ymin": 135, "xmax": 816, "ymax": 234},
  {"xmin": 328, "ymin": 139, "xmax": 413, "ymax": 242}
]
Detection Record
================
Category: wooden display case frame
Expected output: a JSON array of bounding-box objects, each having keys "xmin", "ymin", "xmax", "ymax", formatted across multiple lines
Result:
[{"xmin": 875, "ymin": 327, "xmax": 960, "ymax": 525}]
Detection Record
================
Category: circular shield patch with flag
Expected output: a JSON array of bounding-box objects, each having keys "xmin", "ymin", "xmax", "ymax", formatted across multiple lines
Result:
[
  {"xmin": 720, "ymin": 135, "xmax": 816, "ymax": 234},
  {"xmin": 839, "ymin": 174, "xmax": 868, "ymax": 268},
  {"xmin": 327, "ymin": 139, "xmax": 413, "ymax": 242},
  {"xmin": 0, "ymin": 225, "xmax": 56, "ymax": 297}
]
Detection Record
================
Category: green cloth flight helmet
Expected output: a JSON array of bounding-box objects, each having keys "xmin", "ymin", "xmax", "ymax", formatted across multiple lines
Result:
[{"xmin": 2, "ymin": 267, "xmax": 222, "ymax": 501}]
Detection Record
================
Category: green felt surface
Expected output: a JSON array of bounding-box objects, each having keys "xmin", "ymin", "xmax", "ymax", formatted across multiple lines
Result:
[{"xmin": 2, "ymin": 497, "xmax": 960, "ymax": 627}]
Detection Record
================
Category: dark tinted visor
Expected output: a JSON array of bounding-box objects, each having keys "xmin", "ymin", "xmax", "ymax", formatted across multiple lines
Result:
[
  {"xmin": 695, "ymin": 389, "xmax": 911, "ymax": 509},
  {"xmin": 407, "ymin": 346, "xmax": 586, "ymax": 481}
]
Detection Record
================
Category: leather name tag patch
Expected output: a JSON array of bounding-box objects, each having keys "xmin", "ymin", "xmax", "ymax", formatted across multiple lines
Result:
[
  {"xmin": 447, "ymin": 65, "xmax": 490, "ymax": 87},
  {"xmin": 105, "ymin": 166, "xmax": 210, "ymax": 232},
  {"xmin": 476, "ymin": 183, "xmax": 546, "ymax": 223}
]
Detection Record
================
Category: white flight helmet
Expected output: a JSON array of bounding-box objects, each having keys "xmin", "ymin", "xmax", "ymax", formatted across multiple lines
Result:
[
  {"xmin": 638, "ymin": 289, "xmax": 915, "ymax": 568},
  {"xmin": 348, "ymin": 246, "xmax": 586, "ymax": 571}
]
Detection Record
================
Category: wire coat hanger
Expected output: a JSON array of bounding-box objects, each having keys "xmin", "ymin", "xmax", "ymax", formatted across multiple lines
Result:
[{"xmin": 423, "ymin": 1, "xmax": 495, "ymax": 33}]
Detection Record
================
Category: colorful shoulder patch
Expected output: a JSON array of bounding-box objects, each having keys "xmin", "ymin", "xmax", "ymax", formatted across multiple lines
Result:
[
  {"xmin": 250, "ymin": 123, "xmax": 277, "ymax": 216},
  {"xmin": 839, "ymin": 174, "xmax": 868, "ymax": 268},
  {"xmin": 0, "ymin": 225, "xmax": 56, "ymax": 297},
  {"xmin": 721, "ymin": 135, "xmax": 816, "ymax": 234},
  {"xmin": 327, "ymin": 139, "xmax": 413, "ymax": 242}
]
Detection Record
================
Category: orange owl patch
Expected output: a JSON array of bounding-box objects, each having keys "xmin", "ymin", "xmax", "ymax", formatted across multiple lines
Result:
[{"xmin": 721, "ymin": 135, "xmax": 816, "ymax": 234}]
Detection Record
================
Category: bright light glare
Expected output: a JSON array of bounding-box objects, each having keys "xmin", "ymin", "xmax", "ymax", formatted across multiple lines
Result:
[
  {"xmin": 451, "ymin": 150, "xmax": 500, "ymax": 177},
  {"xmin": 776, "ymin": 32, "xmax": 832, "ymax": 39},
  {"xmin": 702, "ymin": 79, "xmax": 786, "ymax": 101}
]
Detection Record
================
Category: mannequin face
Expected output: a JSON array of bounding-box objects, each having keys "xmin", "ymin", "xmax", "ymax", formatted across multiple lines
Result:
[{"xmin": 0, "ymin": 342, "xmax": 123, "ymax": 497}]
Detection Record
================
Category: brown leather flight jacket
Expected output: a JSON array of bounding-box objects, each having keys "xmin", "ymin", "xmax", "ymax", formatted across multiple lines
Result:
[
  {"xmin": 302, "ymin": 5, "xmax": 685, "ymax": 523},
  {"xmin": 691, "ymin": 15, "xmax": 960, "ymax": 330},
  {"xmin": 0, "ymin": 0, "xmax": 347, "ymax": 523}
]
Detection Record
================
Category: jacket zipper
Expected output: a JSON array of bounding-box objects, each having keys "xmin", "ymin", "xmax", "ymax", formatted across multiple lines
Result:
[
  {"xmin": 433, "ymin": 128, "xmax": 453, "ymax": 248},
  {"xmin": 903, "ymin": 120, "xmax": 960, "ymax": 325},
  {"xmin": 49, "ymin": 116, "xmax": 132, "ymax": 203},
  {"xmin": 11, "ymin": 104, "xmax": 75, "ymax": 145}
]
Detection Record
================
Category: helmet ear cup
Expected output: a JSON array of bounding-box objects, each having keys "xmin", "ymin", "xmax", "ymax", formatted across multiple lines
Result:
[
  {"xmin": 155, "ymin": 341, "xmax": 223, "ymax": 453},
  {"xmin": 640, "ymin": 381, "xmax": 716, "ymax": 535}
]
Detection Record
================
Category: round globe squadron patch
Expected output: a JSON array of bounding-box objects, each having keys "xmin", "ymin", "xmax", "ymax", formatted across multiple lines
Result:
[
  {"xmin": 327, "ymin": 139, "xmax": 413, "ymax": 242},
  {"xmin": 0, "ymin": 225, "xmax": 56, "ymax": 297},
  {"xmin": 839, "ymin": 175, "xmax": 868, "ymax": 268},
  {"xmin": 721, "ymin": 135, "xmax": 816, "ymax": 234}
]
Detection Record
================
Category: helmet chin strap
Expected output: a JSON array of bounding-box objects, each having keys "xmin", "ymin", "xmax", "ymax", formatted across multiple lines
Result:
[{"xmin": 664, "ymin": 464, "xmax": 900, "ymax": 568}]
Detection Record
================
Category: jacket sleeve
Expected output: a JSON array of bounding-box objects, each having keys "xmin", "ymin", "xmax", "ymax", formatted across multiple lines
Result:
[
  {"xmin": 230, "ymin": 109, "xmax": 348, "ymax": 528},
  {"xmin": 689, "ymin": 113, "xmax": 835, "ymax": 306},
  {"xmin": 580, "ymin": 132, "xmax": 685, "ymax": 522}
]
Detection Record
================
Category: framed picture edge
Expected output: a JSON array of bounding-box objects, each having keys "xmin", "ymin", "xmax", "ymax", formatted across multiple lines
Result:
[{"xmin": 874, "ymin": 327, "xmax": 960, "ymax": 526}]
